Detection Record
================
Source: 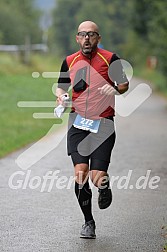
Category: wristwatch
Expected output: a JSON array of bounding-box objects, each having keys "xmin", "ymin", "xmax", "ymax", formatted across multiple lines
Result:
[{"xmin": 114, "ymin": 85, "xmax": 120, "ymax": 95}]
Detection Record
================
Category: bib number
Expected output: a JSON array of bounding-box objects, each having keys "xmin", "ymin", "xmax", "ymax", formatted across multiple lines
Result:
[{"xmin": 73, "ymin": 114, "xmax": 100, "ymax": 133}]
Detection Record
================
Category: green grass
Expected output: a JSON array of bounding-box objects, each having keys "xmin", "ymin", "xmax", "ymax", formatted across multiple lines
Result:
[
  {"xmin": 0, "ymin": 53, "xmax": 64, "ymax": 158},
  {"xmin": 164, "ymin": 244, "xmax": 167, "ymax": 251},
  {"xmin": 134, "ymin": 65, "xmax": 167, "ymax": 97}
]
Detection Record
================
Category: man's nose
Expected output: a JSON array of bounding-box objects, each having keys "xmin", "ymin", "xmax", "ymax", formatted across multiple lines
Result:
[{"xmin": 85, "ymin": 34, "xmax": 89, "ymax": 39}]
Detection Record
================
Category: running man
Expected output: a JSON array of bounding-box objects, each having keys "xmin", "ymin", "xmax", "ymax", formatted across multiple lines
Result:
[{"xmin": 56, "ymin": 20, "xmax": 129, "ymax": 238}]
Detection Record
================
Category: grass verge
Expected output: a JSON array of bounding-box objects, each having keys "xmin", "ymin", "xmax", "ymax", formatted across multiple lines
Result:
[
  {"xmin": 0, "ymin": 53, "xmax": 64, "ymax": 158},
  {"xmin": 164, "ymin": 244, "xmax": 167, "ymax": 251},
  {"xmin": 134, "ymin": 65, "xmax": 167, "ymax": 98}
]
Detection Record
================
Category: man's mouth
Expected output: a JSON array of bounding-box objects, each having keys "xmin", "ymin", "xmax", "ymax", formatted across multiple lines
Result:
[{"xmin": 84, "ymin": 42, "xmax": 91, "ymax": 48}]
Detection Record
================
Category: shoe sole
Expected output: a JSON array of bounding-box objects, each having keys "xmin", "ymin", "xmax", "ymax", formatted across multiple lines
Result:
[
  {"xmin": 80, "ymin": 235, "xmax": 96, "ymax": 239},
  {"xmin": 99, "ymin": 200, "xmax": 112, "ymax": 209}
]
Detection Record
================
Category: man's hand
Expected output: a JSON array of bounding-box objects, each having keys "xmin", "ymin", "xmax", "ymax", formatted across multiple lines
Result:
[
  {"xmin": 98, "ymin": 82, "xmax": 129, "ymax": 96},
  {"xmin": 56, "ymin": 87, "xmax": 69, "ymax": 105},
  {"xmin": 98, "ymin": 84, "xmax": 117, "ymax": 96},
  {"xmin": 57, "ymin": 93, "xmax": 69, "ymax": 106}
]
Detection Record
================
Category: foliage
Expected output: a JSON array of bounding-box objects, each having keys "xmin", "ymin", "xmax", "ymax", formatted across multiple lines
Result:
[
  {"xmin": 132, "ymin": 0, "xmax": 167, "ymax": 74},
  {"xmin": 52, "ymin": 0, "xmax": 131, "ymax": 55},
  {"xmin": 0, "ymin": 0, "xmax": 42, "ymax": 44},
  {"xmin": 52, "ymin": 0, "xmax": 167, "ymax": 78},
  {"xmin": 52, "ymin": 0, "xmax": 81, "ymax": 55},
  {"xmin": 148, "ymin": 1, "xmax": 167, "ymax": 74}
]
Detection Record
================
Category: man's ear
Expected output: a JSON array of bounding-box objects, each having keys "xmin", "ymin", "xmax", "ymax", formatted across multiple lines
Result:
[
  {"xmin": 98, "ymin": 35, "xmax": 101, "ymax": 44},
  {"xmin": 76, "ymin": 35, "xmax": 79, "ymax": 44}
]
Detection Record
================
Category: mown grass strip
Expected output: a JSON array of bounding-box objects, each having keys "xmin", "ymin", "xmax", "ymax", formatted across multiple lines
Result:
[
  {"xmin": 134, "ymin": 66, "xmax": 167, "ymax": 97},
  {"xmin": 0, "ymin": 73, "xmax": 61, "ymax": 158}
]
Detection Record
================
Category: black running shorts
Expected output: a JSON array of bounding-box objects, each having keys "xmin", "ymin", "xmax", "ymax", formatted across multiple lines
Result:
[{"xmin": 67, "ymin": 112, "xmax": 116, "ymax": 172}]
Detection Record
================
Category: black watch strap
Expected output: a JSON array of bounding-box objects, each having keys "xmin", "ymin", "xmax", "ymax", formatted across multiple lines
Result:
[{"xmin": 114, "ymin": 85, "xmax": 120, "ymax": 94}]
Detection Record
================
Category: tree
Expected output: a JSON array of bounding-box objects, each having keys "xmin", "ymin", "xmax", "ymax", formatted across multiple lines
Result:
[
  {"xmin": 131, "ymin": 0, "xmax": 167, "ymax": 74},
  {"xmin": 0, "ymin": 0, "xmax": 42, "ymax": 45},
  {"xmin": 148, "ymin": 1, "xmax": 167, "ymax": 74},
  {"xmin": 52, "ymin": 0, "xmax": 167, "ymax": 77},
  {"xmin": 52, "ymin": 0, "xmax": 81, "ymax": 55},
  {"xmin": 52, "ymin": 0, "xmax": 130, "ymax": 55}
]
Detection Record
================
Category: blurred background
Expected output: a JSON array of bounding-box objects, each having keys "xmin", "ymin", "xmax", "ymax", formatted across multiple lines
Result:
[{"xmin": 0, "ymin": 0, "xmax": 167, "ymax": 158}]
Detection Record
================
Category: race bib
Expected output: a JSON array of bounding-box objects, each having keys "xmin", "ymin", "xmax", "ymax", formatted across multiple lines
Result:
[{"xmin": 73, "ymin": 114, "xmax": 100, "ymax": 133}]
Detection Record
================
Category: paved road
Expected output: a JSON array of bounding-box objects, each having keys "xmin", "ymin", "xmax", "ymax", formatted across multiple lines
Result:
[{"xmin": 0, "ymin": 78, "xmax": 167, "ymax": 252}]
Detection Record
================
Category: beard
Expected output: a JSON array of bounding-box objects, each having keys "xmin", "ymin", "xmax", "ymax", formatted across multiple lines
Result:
[
  {"xmin": 82, "ymin": 42, "xmax": 97, "ymax": 54},
  {"xmin": 82, "ymin": 48, "xmax": 92, "ymax": 54}
]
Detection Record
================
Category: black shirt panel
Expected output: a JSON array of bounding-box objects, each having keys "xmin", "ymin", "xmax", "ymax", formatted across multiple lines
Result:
[
  {"xmin": 57, "ymin": 59, "xmax": 71, "ymax": 91},
  {"xmin": 109, "ymin": 54, "xmax": 129, "ymax": 84}
]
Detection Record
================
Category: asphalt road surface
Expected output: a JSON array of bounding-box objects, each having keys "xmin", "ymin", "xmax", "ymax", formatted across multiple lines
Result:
[{"xmin": 0, "ymin": 78, "xmax": 167, "ymax": 252}]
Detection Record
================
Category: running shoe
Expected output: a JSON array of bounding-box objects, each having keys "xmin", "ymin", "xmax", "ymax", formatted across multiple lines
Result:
[
  {"xmin": 98, "ymin": 187, "xmax": 112, "ymax": 209},
  {"xmin": 80, "ymin": 220, "xmax": 96, "ymax": 239}
]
